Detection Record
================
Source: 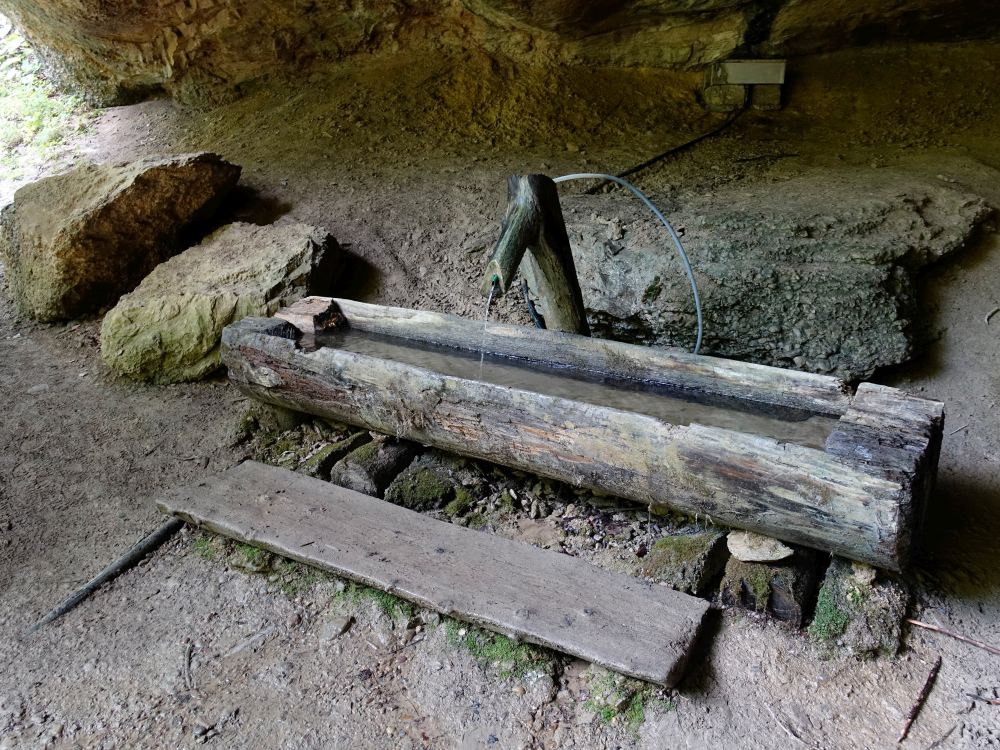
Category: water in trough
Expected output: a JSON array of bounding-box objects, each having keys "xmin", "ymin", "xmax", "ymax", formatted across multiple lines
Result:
[{"xmin": 315, "ymin": 329, "xmax": 839, "ymax": 449}]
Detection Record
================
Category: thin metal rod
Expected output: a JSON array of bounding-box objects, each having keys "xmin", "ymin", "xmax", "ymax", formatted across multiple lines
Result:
[{"xmin": 28, "ymin": 517, "xmax": 184, "ymax": 632}]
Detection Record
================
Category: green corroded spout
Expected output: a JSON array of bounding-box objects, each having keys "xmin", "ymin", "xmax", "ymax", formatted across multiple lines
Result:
[{"xmin": 481, "ymin": 174, "xmax": 590, "ymax": 336}]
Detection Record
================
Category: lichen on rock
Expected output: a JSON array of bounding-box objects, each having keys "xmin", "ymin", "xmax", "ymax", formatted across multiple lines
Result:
[
  {"xmin": 1, "ymin": 152, "xmax": 240, "ymax": 321},
  {"xmin": 100, "ymin": 221, "xmax": 342, "ymax": 383}
]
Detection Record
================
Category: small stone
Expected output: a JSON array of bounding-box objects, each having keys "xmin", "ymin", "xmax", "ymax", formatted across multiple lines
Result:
[
  {"xmin": 320, "ymin": 615, "xmax": 354, "ymax": 641},
  {"xmin": 638, "ymin": 530, "xmax": 728, "ymax": 595},
  {"xmin": 719, "ymin": 548, "xmax": 822, "ymax": 626},
  {"xmin": 727, "ymin": 531, "xmax": 794, "ymax": 562}
]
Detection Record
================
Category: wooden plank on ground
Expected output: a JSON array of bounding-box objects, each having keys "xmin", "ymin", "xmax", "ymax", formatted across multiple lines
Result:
[{"xmin": 158, "ymin": 461, "xmax": 711, "ymax": 686}]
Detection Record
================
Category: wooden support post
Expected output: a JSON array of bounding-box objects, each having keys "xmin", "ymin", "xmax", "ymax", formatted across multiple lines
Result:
[{"xmin": 482, "ymin": 174, "xmax": 590, "ymax": 335}]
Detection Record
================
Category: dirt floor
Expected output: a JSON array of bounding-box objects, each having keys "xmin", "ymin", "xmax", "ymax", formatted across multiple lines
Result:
[{"xmin": 2, "ymin": 41, "xmax": 1000, "ymax": 749}]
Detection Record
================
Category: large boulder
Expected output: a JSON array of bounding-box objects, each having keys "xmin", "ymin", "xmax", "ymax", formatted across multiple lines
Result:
[
  {"xmin": 100, "ymin": 221, "xmax": 342, "ymax": 383},
  {"xmin": 0, "ymin": 153, "xmax": 240, "ymax": 322},
  {"xmin": 553, "ymin": 171, "xmax": 992, "ymax": 379}
]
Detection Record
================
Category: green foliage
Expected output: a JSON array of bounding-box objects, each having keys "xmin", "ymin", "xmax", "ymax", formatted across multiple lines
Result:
[
  {"xmin": 0, "ymin": 27, "xmax": 90, "ymax": 181},
  {"xmin": 443, "ymin": 619, "xmax": 548, "ymax": 678}
]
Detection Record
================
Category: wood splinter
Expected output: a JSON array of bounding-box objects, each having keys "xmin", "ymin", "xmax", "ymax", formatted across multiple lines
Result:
[{"xmin": 906, "ymin": 618, "xmax": 1000, "ymax": 657}]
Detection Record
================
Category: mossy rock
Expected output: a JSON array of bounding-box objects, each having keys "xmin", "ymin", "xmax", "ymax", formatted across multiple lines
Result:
[
  {"xmin": 637, "ymin": 530, "xmax": 728, "ymax": 595},
  {"xmin": 384, "ymin": 466, "xmax": 455, "ymax": 511},
  {"xmin": 383, "ymin": 451, "xmax": 482, "ymax": 514},
  {"xmin": 808, "ymin": 557, "xmax": 909, "ymax": 658},
  {"xmin": 298, "ymin": 431, "xmax": 370, "ymax": 479},
  {"xmin": 443, "ymin": 486, "xmax": 475, "ymax": 518},
  {"xmin": 719, "ymin": 548, "xmax": 822, "ymax": 627}
]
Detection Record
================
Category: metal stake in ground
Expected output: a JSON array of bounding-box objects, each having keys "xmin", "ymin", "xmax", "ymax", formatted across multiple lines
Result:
[{"xmin": 27, "ymin": 518, "xmax": 184, "ymax": 633}]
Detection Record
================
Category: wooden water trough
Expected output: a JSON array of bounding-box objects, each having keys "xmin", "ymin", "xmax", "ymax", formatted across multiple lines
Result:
[{"xmin": 221, "ymin": 296, "xmax": 944, "ymax": 571}]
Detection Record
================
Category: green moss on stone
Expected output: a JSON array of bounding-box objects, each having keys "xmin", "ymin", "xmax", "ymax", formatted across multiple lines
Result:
[
  {"xmin": 385, "ymin": 466, "xmax": 456, "ymax": 511},
  {"xmin": 298, "ymin": 431, "xmax": 370, "ymax": 478},
  {"xmin": 348, "ymin": 440, "xmax": 381, "ymax": 465},
  {"xmin": 444, "ymin": 486, "xmax": 474, "ymax": 518},
  {"xmin": 808, "ymin": 558, "xmax": 908, "ymax": 657},
  {"xmin": 444, "ymin": 619, "xmax": 548, "ymax": 678},
  {"xmin": 467, "ymin": 512, "xmax": 489, "ymax": 529},
  {"xmin": 808, "ymin": 584, "xmax": 850, "ymax": 642}
]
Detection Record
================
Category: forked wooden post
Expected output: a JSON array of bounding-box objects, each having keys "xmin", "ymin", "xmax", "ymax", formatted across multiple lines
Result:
[
  {"xmin": 482, "ymin": 174, "xmax": 590, "ymax": 335},
  {"xmin": 223, "ymin": 297, "xmax": 945, "ymax": 571}
]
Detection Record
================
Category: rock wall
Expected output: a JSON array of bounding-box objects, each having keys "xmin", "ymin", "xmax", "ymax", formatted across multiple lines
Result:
[{"xmin": 1, "ymin": 0, "xmax": 998, "ymax": 105}]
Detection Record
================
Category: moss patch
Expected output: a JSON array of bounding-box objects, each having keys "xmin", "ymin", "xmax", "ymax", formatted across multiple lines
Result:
[
  {"xmin": 333, "ymin": 582, "xmax": 414, "ymax": 621},
  {"xmin": 584, "ymin": 666, "xmax": 674, "ymax": 735},
  {"xmin": 808, "ymin": 584, "xmax": 850, "ymax": 642},
  {"xmin": 807, "ymin": 558, "xmax": 909, "ymax": 657},
  {"xmin": 642, "ymin": 276, "xmax": 664, "ymax": 304},
  {"xmin": 444, "ymin": 486, "xmax": 475, "ymax": 518},
  {"xmin": 466, "ymin": 512, "xmax": 489, "ymax": 529},
  {"xmin": 384, "ymin": 466, "xmax": 455, "ymax": 512},
  {"xmin": 193, "ymin": 534, "xmax": 223, "ymax": 561},
  {"xmin": 444, "ymin": 619, "xmax": 549, "ymax": 678}
]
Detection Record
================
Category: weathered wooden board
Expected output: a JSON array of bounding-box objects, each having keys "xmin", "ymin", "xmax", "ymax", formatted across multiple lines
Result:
[
  {"xmin": 159, "ymin": 461, "xmax": 710, "ymax": 686},
  {"xmin": 825, "ymin": 382, "xmax": 945, "ymax": 565},
  {"xmin": 287, "ymin": 296, "xmax": 852, "ymax": 417},
  {"xmin": 220, "ymin": 315, "xmax": 936, "ymax": 570}
]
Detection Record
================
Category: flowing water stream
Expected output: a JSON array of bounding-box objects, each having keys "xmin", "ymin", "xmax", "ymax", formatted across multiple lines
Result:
[
  {"xmin": 479, "ymin": 279, "xmax": 498, "ymax": 381},
  {"xmin": 315, "ymin": 329, "xmax": 839, "ymax": 449}
]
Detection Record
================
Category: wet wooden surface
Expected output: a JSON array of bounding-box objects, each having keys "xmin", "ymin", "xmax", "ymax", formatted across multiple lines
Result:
[{"xmin": 304, "ymin": 297, "xmax": 853, "ymax": 416}]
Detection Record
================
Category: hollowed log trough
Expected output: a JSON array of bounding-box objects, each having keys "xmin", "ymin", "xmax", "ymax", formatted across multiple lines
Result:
[{"xmin": 221, "ymin": 297, "xmax": 944, "ymax": 571}]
